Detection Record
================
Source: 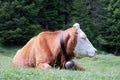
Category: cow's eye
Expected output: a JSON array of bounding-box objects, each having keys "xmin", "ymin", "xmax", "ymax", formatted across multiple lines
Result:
[{"xmin": 81, "ymin": 36, "xmax": 86, "ymax": 40}]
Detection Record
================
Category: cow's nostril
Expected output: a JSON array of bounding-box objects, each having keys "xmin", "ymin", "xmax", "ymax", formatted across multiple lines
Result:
[
  {"xmin": 95, "ymin": 50, "xmax": 97, "ymax": 53},
  {"xmin": 94, "ymin": 50, "xmax": 97, "ymax": 56}
]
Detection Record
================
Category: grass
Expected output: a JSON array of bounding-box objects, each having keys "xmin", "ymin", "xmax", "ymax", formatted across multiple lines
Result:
[{"xmin": 0, "ymin": 46, "xmax": 120, "ymax": 80}]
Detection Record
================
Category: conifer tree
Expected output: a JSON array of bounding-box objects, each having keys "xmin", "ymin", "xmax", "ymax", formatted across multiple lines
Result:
[
  {"xmin": 0, "ymin": 0, "xmax": 42, "ymax": 45},
  {"xmin": 71, "ymin": 0, "xmax": 93, "ymax": 41},
  {"xmin": 39, "ymin": 0, "xmax": 73, "ymax": 30},
  {"xmin": 98, "ymin": 0, "xmax": 120, "ymax": 55},
  {"xmin": 38, "ymin": 0, "xmax": 59, "ymax": 30}
]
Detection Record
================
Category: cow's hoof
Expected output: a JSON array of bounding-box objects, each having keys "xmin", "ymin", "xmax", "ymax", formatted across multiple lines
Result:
[{"xmin": 80, "ymin": 68, "xmax": 85, "ymax": 71}]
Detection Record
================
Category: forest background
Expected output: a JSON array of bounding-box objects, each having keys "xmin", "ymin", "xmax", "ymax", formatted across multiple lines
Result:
[{"xmin": 0, "ymin": 0, "xmax": 120, "ymax": 55}]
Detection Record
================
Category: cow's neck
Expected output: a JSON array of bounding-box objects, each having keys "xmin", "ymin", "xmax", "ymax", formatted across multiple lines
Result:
[{"xmin": 60, "ymin": 31, "xmax": 69, "ymax": 61}]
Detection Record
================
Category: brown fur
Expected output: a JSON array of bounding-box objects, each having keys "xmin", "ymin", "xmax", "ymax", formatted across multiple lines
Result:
[{"xmin": 13, "ymin": 27, "xmax": 85, "ymax": 70}]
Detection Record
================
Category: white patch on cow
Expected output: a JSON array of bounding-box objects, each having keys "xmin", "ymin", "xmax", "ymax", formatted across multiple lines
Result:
[{"xmin": 73, "ymin": 23, "xmax": 96, "ymax": 58}]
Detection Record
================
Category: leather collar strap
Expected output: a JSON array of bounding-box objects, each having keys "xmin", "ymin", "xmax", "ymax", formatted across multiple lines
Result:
[{"xmin": 60, "ymin": 31, "xmax": 69, "ymax": 61}]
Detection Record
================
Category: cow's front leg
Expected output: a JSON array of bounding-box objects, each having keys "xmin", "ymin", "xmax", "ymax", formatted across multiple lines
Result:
[
  {"xmin": 36, "ymin": 63, "xmax": 52, "ymax": 69},
  {"xmin": 74, "ymin": 62, "xmax": 85, "ymax": 71}
]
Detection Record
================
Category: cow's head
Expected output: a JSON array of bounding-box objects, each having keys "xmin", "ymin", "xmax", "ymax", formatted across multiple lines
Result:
[{"xmin": 73, "ymin": 23, "xmax": 97, "ymax": 58}]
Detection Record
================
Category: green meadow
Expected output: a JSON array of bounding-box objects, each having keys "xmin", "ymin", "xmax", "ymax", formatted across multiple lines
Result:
[{"xmin": 0, "ymin": 46, "xmax": 120, "ymax": 80}]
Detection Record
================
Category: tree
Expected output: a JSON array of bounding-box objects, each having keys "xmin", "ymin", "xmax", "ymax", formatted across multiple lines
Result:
[
  {"xmin": 38, "ymin": 0, "xmax": 73, "ymax": 30},
  {"xmin": 0, "ymin": 0, "xmax": 95, "ymax": 46},
  {"xmin": 98, "ymin": 0, "xmax": 120, "ymax": 55},
  {"xmin": 0, "ymin": 0, "xmax": 43, "ymax": 45},
  {"xmin": 71, "ymin": 0, "xmax": 93, "ymax": 42},
  {"xmin": 38, "ymin": 0, "xmax": 59, "ymax": 30}
]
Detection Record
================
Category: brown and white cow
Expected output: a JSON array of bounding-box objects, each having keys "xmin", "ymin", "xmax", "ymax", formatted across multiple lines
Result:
[{"xmin": 13, "ymin": 23, "xmax": 96, "ymax": 70}]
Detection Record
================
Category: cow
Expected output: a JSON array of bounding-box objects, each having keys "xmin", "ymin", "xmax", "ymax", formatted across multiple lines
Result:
[{"xmin": 13, "ymin": 23, "xmax": 96, "ymax": 70}]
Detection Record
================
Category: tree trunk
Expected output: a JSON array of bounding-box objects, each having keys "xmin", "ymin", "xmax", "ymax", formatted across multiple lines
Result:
[
  {"xmin": 45, "ymin": 21, "xmax": 49, "ymax": 30},
  {"xmin": 114, "ymin": 46, "xmax": 118, "ymax": 56}
]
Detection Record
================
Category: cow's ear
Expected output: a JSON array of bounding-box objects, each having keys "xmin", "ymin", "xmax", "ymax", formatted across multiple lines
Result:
[
  {"xmin": 73, "ymin": 23, "xmax": 80, "ymax": 29},
  {"xmin": 66, "ymin": 29, "xmax": 77, "ymax": 54}
]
